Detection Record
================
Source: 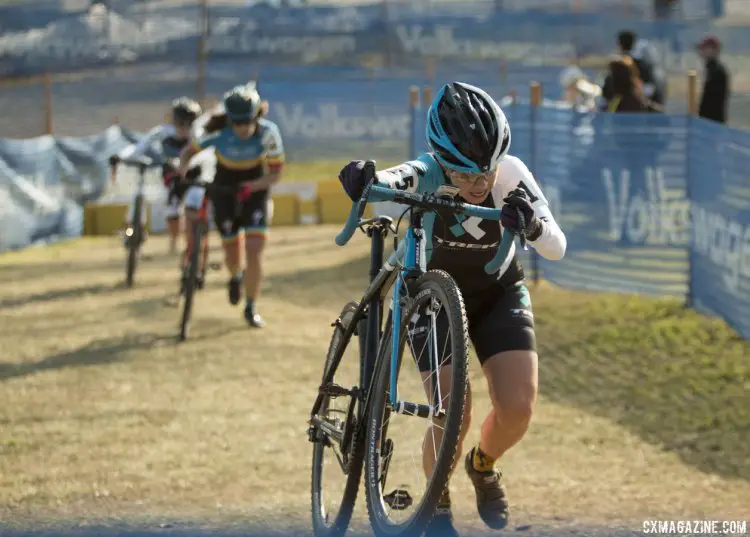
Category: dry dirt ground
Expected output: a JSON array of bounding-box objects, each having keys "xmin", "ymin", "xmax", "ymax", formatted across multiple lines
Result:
[{"xmin": 0, "ymin": 229, "xmax": 748, "ymax": 536}]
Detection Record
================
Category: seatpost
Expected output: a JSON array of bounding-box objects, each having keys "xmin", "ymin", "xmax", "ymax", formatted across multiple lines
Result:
[{"xmin": 368, "ymin": 223, "xmax": 385, "ymax": 283}]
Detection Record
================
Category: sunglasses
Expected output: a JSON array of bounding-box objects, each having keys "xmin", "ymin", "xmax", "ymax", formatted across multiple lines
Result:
[
  {"xmin": 231, "ymin": 118, "xmax": 253, "ymax": 126},
  {"xmin": 444, "ymin": 167, "xmax": 497, "ymax": 187}
]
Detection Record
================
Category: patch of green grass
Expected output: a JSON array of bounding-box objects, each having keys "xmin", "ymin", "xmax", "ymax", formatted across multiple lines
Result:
[{"xmin": 534, "ymin": 284, "xmax": 750, "ymax": 481}]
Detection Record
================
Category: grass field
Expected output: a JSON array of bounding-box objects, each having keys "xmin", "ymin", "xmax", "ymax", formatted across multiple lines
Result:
[{"xmin": 0, "ymin": 229, "xmax": 749, "ymax": 534}]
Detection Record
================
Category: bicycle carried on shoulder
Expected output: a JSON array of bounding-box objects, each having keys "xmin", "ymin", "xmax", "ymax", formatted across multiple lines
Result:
[
  {"xmin": 178, "ymin": 179, "xmax": 253, "ymax": 342},
  {"xmin": 307, "ymin": 161, "xmax": 524, "ymax": 537}
]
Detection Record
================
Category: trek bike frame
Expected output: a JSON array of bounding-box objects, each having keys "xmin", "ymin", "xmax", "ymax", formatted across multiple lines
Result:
[{"xmin": 308, "ymin": 160, "xmax": 524, "ymax": 537}]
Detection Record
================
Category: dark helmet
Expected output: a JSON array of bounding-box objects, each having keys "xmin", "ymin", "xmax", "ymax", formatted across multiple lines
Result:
[
  {"xmin": 426, "ymin": 82, "xmax": 511, "ymax": 173},
  {"xmin": 223, "ymin": 81, "xmax": 262, "ymax": 122},
  {"xmin": 171, "ymin": 97, "xmax": 202, "ymax": 124}
]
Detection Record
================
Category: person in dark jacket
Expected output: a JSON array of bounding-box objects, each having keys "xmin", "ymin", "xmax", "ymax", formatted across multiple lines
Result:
[
  {"xmin": 696, "ymin": 35, "xmax": 730, "ymax": 124},
  {"xmin": 602, "ymin": 56, "xmax": 663, "ymax": 113},
  {"xmin": 602, "ymin": 30, "xmax": 665, "ymax": 107}
]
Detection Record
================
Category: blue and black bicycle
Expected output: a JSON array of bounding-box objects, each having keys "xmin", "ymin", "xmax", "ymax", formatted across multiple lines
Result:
[{"xmin": 308, "ymin": 161, "xmax": 522, "ymax": 537}]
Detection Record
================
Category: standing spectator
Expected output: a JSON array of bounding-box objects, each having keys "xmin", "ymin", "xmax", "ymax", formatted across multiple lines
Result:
[
  {"xmin": 602, "ymin": 30, "xmax": 666, "ymax": 107},
  {"xmin": 696, "ymin": 35, "xmax": 730, "ymax": 124},
  {"xmin": 601, "ymin": 56, "xmax": 663, "ymax": 113}
]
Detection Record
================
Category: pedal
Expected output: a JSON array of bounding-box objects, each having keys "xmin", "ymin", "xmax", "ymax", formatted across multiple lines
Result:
[
  {"xmin": 383, "ymin": 488, "xmax": 413, "ymax": 511},
  {"xmin": 319, "ymin": 382, "xmax": 354, "ymax": 398},
  {"xmin": 307, "ymin": 418, "xmax": 337, "ymax": 448},
  {"xmin": 307, "ymin": 423, "xmax": 330, "ymax": 445}
]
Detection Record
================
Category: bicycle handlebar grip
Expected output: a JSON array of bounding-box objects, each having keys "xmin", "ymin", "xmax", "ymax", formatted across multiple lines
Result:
[
  {"xmin": 334, "ymin": 200, "xmax": 363, "ymax": 246},
  {"xmin": 484, "ymin": 229, "xmax": 516, "ymax": 275},
  {"xmin": 334, "ymin": 160, "xmax": 376, "ymax": 247}
]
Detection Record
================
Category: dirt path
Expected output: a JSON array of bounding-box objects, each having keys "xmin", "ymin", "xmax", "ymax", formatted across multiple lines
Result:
[{"xmin": 1, "ymin": 230, "xmax": 748, "ymax": 535}]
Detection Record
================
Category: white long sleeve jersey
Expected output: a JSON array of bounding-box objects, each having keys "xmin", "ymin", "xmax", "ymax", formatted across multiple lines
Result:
[
  {"xmin": 117, "ymin": 122, "xmax": 205, "ymax": 167},
  {"xmin": 375, "ymin": 152, "xmax": 566, "ymax": 295}
]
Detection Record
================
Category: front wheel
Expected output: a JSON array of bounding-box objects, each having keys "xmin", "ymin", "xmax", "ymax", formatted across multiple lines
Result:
[
  {"xmin": 364, "ymin": 270, "xmax": 469, "ymax": 537},
  {"xmin": 179, "ymin": 220, "xmax": 204, "ymax": 341},
  {"xmin": 125, "ymin": 197, "xmax": 143, "ymax": 288}
]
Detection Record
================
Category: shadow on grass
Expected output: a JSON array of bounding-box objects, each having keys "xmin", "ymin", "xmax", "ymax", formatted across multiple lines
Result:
[
  {"xmin": 0, "ymin": 332, "xmax": 174, "ymax": 382},
  {"xmin": 121, "ymin": 292, "xmax": 258, "ymax": 342},
  {"xmin": 0, "ymin": 280, "xmax": 164, "ymax": 310},
  {"xmin": 0, "ymin": 259, "xmax": 126, "ymax": 285}
]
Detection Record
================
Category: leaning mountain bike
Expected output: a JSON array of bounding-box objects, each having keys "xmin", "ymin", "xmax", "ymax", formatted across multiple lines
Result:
[
  {"xmin": 113, "ymin": 154, "xmax": 153, "ymax": 288},
  {"xmin": 308, "ymin": 161, "xmax": 524, "ymax": 537}
]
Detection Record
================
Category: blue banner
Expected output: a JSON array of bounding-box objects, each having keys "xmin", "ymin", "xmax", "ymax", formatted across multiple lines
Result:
[
  {"xmin": 688, "ymin": 118, "xmax": 750, "ymax": 338},
  {"xmin": 257, "ymin": 76, "xmax": 415, "ymax": 161},
  {"xmin": 538, "ymin": 111, "xmax": 690, "ymax": 297}
]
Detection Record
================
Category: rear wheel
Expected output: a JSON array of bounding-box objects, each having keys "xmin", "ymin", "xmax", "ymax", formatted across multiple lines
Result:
[
  {"xmin": 310, "ymin": 301, "xmax": 368, "ymax": 537},
  {"xmin": 179, "ymin": 220, "xmax": 204, "ymax": 341},
  {"xmin": 364, "ymin": 270, "xmax": 469, "ymax": 537}
]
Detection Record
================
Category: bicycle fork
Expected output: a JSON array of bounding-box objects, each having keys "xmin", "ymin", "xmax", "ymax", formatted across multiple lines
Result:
[{"xmin": 387, "ymin": 220, "xmax": 446, "ymax": 421}]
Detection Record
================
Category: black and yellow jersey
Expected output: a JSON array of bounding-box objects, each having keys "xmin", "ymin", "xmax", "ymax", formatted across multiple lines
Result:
[{"xmin": 191, "ymin": 118, "xmax": 285, "ymax": 183}]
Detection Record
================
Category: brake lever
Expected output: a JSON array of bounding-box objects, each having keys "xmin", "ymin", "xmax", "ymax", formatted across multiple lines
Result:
[
  {"xmin": 334, "ymin": 160, "xmax": 377, "ymax": 246},
  {"xmin": 516, "ymin": 207, "xmax": 528, "ymax": 251}
]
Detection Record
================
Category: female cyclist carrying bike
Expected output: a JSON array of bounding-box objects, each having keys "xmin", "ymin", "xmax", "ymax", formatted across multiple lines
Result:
[
  {"xmin": 109, "ymin": 97, "xmax": 204, "ymax": 255},
  {"xmin": 178, "ymin": 82, "xmax": 284, "ymax": 328},
  {"xmin": 338, "ymin": 81, "xmax": 566, "ymax": 536}
]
